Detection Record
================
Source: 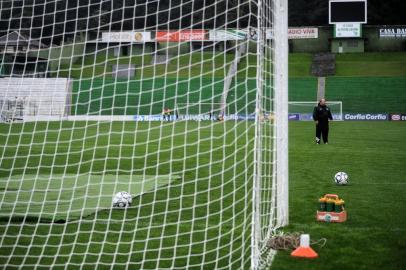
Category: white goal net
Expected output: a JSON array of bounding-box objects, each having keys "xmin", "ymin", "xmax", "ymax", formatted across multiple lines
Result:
[{"xmin": 0, "ymin": 1, "xmax": 288, "ymax": 269}]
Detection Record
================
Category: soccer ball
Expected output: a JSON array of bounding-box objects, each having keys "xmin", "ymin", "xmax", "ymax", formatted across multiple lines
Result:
[
  {"xmin": 112, "ymin": 191, "xmax": 132, "ymax": 208},
  {"xmin": 334, "ymin": 172, "xmax": 348, "ymax": 185}
]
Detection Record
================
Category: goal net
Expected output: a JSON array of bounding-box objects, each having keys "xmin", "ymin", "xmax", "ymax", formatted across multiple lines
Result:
[
  {"xmin": 0, "ymin": 1, "xmax": 288, "ymax": 269},
  {"xmin": 289, "ymin": 101, "xmax": 343, "ymax": 120}
]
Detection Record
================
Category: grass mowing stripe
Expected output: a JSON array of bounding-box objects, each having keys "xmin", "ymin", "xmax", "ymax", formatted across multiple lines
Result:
[{"xmin": 0, "ymin": 174, "xmax": 179, "ymax": 221}]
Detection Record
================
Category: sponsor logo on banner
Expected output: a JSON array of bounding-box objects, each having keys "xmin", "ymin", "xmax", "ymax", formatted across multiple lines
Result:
[
  {"xmin": 155, "ymin": 31, "xmax": 178, "ymax": 42},
  {"xmin": 209, "ymin": 28, "xmax": 257, "ymax": 41},
  {"xmin": 239, "ymin": 114, "xmax": 256, "ymax": 120},
  {"xmin": 133, "ymin": 113, "xmax": 361, "ymax": 122},
  {"xmin": 209, "ymin": 29, "xmax": 247, "ymax": 41},
  {"xmin": 379, "ymin": 28, "xmax": 406, "ymax": 38},
  {"xmin": 133, "ymin": 113, "xmax": 402, "ymax": 122},
  {"xmin": 179, "ymin": 30, "xmax": 207, "ymax": 41},
  {"xmin": 267, "ymin": 28, "xmax": 318, "ymax": 40},
  {"xmin": 344, "ymin": 113, "xmax": 388, "ymax": 121},
  {"xmin": 389, "ymin": 114, "xmax": 406, "ymax": 121},
  {"xmin": 334, "ymin": 23, "xmax": 362, "ymax": 38},
  {"xmin": 288, "ymin": 113, "xmax": 300, "ymax": 121},
  {"xmin": 102, "ymin": 32, "xmax": 151, "ymax": 42},
  {"xmin": 179, "ymin": 114, "xmax": 256, "ymax": 121},
  {"xmin": 267, "ymin": 28, "xmax": 318, "ymax": 39},
  {"xmin": 287, "ymin": 27, "xmax": 318, "ymax": 39},
  {"xmin": 133, "ymin": 114, "xmax": 261, "ymax": 121},
  {"xmin": 134, "ymin": 115, "xmax": 163, "ymax": 121},
  {"xmin": 134, "ymin": 32, "xmax": 144, "ymax": 41},
  {"xmin": 180, "ymin": 114, "xmax": 214, "ymax": 121},
  {"xmin": 209, "ymin": 28, "xmax": 319, "ymax": 41},
  {"xmin": 156, "ymin": 30, "xmax": 207, "ymax": 42},
  {"xmin": 390, "ymin": 114, "xmax": 401, "ymax": 121}
]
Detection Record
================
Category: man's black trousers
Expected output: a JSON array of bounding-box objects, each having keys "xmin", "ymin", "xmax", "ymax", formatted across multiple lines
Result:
[{"xmin": 316, "ymin": 122, "xmax": 329, "ymax": 143}]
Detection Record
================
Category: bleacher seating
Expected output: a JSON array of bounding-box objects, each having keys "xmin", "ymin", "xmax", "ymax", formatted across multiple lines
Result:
[{"xmin": 311, "ymin": 53, "xmax": 336, "ymax": 76}]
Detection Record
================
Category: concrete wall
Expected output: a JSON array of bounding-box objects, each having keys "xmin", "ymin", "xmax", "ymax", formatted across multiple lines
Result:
[
  {"xmin": 331, "ymin": 39, "xmax": 365, "ymax": 53},
  {"xmin": 290, "ymin": 26, "xmax": 332, "ymax": 53}
]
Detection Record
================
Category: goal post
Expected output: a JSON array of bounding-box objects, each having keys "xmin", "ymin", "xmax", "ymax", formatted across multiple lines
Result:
[
  {"xmin": 274, "ymin": 0, "xmax": 290, "ymax": 230},
  {"xmin": 0, "ymin": 1, "xmax": 289, "ymax": 269}
]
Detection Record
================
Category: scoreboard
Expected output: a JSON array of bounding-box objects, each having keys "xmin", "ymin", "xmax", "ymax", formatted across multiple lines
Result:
[{"xmin": 329, "ymin": 0, "xmax": 367, "ymax": 24}]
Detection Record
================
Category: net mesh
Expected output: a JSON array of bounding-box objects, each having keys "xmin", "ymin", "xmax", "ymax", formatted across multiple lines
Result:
[{"xmin": 0, "ymin": 1, "xmax": 287, "ymax": 269}]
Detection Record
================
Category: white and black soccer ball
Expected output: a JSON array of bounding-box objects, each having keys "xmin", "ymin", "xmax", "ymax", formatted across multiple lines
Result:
[
  {"xmin": 334, "ymin": 172, "xmax": 348, "ymax": 185},
  {"xmin": 112, "ymin": 191, "xmax": 133, "ymax": 208}
]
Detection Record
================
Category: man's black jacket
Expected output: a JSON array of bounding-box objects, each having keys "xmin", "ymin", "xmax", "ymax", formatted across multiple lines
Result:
[{"xmin": 313, "ymin": 103, "xmax": 333, "ymax": 124}]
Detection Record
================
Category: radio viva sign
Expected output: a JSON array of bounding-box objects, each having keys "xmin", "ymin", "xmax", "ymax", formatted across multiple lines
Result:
[
  {"xmin": 266, "ymin": 27, "xmax": 318, "ymax": 39},
  {"xmin": 287, "ymin": 28, "xmax": 318, "ymax": 39}
]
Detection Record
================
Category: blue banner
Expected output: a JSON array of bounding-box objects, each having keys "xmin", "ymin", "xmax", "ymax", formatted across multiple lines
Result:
[
  {"xmin": 131, "ymin": 113, "xmax": 394, "ymax": 122},
  {"xmin": 298, "ymin": 113, "xmax": 343, "ymax": 121},
  {"xmin": 299, "ymin": 113, "xmax": 313, "ymax": 121}
]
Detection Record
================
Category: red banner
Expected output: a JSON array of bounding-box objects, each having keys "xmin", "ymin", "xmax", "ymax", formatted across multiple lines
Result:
[{"xmin": 155, "ymin": 30, "xmax": 207, "ymax": 41}]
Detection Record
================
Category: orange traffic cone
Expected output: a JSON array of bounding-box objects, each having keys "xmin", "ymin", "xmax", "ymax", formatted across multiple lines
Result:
[{"xmin": 291, "ymin": 234, "xmax": 318, "ymax": 259}]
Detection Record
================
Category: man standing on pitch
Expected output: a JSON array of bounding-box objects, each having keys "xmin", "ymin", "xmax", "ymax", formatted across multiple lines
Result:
[{"xmin": 313, "ymin": 98, "xmax": 333, "ymax": 144}]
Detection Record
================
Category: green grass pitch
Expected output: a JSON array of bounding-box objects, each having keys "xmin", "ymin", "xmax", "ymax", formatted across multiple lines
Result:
[
  {"xmin": 0, "ymin": 121, "xmax": 405, "ymax": 269},
  {"xmin": 0, "ymin": 121, "xmax": 256, "ymax": 269}
]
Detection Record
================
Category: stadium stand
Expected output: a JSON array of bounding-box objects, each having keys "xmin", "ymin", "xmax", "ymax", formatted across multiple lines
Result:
[{"xmin": 311, "ymin": 53, "xmax": 336, "ymax": 76}]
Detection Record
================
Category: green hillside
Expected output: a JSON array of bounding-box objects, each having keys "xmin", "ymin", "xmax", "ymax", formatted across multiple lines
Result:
[
  {"xmin": 326, "ymin": 77, "xmax": 406, "ymax": 113},
  {"xmin": 335, "ymin": 52, "xmax": 406, "ymax": 77},
  {"xmin": 289, "ymin": 52, "xmax": 406, "ymax": 77},
  {"xmin": 56, "ymin": 52, "xmax": 406, "ymax": 79},
  {"xmin": 71, "ymin": 76, "xmax": 406, "ymax": 114}
]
